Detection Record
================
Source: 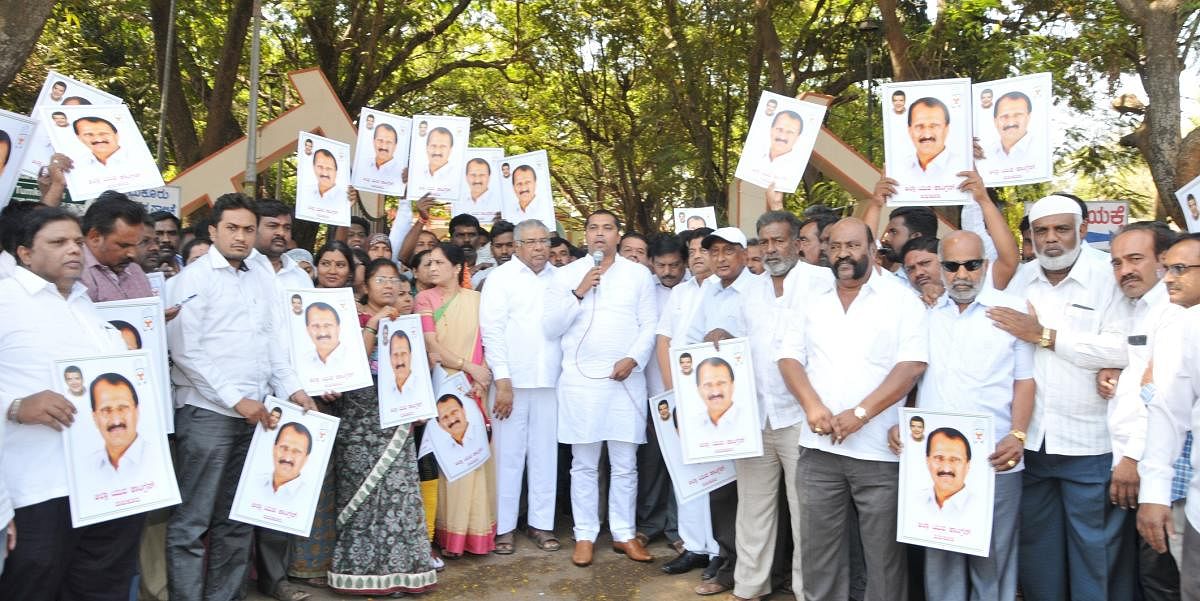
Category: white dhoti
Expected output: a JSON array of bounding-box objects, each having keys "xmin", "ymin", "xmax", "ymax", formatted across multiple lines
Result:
[
  {"xmin": 492, "ymin": 387, "xmax": 558, "ymax": 533},
  {"xmin": 677, "ymin": 492, "xmax": 719, "ymax": 557}
]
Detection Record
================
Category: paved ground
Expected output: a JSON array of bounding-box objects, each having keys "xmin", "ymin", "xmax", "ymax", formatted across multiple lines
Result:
[{"xmin": 246, "ymin": 533, "xmax": 730, "ymax": 601}]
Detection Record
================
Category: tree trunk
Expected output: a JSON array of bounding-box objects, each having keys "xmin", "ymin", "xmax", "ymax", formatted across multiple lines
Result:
[
  {"xmin": 753, "ymin": 0, "xmax": 787, "ymax": 92},
  {"xmin": 0, "ymin": 0, "xmax": 56, "ymax": 90},
  {"xmin": 149, "ymin": 0, "xmax": 202, "ymax": 167},
  {"xmin": 198, "ymin": 0, "xmax": 255, "ymax": 157},
  {"xmin": 876, "ymin": 0, "xmax": 919, "ymax": 81}
]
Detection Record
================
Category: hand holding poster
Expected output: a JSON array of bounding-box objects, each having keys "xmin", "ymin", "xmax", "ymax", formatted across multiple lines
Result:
[
  {"xmin": 733, "ymin": 91, "xmax": 826, "ymax": 193},
  {"xmin": 972, "ymin": 73, "xmax": 1053, "ymax": 186},
  {"xmin": 95, "ymin": 297, "xmax": 174, "ymax": 433},
  {"xmin": 881, "ymin": 78, "xmax": 973, "ymax": 205},
  {"xmin": 377, "ymin": 314, "xmax": 437, "ymax": 428},
  {"xmin": 406, "ymin": 115, "xmax": 470, "ymax": 199},
  {"xmin": 20, "ymin": 71, "xmax": 123, "ymax": 178},
  {"xmin": 352, "ymin": 108, "xmax": 412, "ymax": 197},
  {"xmin": 1175, "ymin": 172, "xmax": 1200, "ymax": 233},
  {"xmin": 499, "ymin": 149, "xmax": 556, "ymax": 230},
  {"xmin": 417, "ymin": 368, "xmax": 490, "ymax": 482},
  {"xmin": 673, "ymin": 207, "xmax": 717, "ymax": 233},
  {"xmin": 55, "ymin": 351, "xmax": 181, "ymax": 527},
  {"xmin": 37, "ymin": 103, "xmax": 165, "ymax": 201},
  {"xmin": 229, "ymin": 398, "xmax": 340, "ymax": 536},
  {"xmin": 669, "ymin": 339, "xmax": 762, "ymax": 464},
  {"xmin": 285, "ymin": 287, "xmax": 373, "ymax": 395},
  {"xmin": 453, "ymin": 147, "xmax": 504, "ymax": 224},
  {"xmin": 648, "ymin": 392, "xmax": 737, "ymax": 504},
  {"xmin": 294, "ymin": 132, "xmax": 352, "ymax": 226},
  {"xmin": 0, "ymin": 109, "xmax": 35, "ymax": 211},
  {"xmin": 897, "ymin": 407, "xmax": 995, "ymax": 557}
]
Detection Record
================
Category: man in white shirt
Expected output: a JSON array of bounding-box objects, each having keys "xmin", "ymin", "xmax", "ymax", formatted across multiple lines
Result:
[
  {"xmin": 63, "ymin": 365, "xmax": 88, "ymax": 403},
  {"xmin": 164, "ymin": 194, "xmax": 316, "ymax": 601},
  {"xmin": 503, "ymin": 165, "xmax": 553, "ymax": 229},
  {"xmin": 544, "ymin": 209, "xmax": 657, "ymax": 567},
  {"xmin": 460, "ymin": 157, "xmax": 502, "ymax": 221},
  {"xmin": 73, "ymin": 116, "xmax": 135, "ymax": 177},
  {"xmin": 983, "ymin": 91, "xmax": 1037, "ymax": 173},
  {"xmin": 917, "ymin": 428, "xmax": 980, "ymax": 524},
  {"xmin": 302, "ymin": 301, "xmax": 352, "ymax": 382},
  {"xmin": 896, "ymin": 230, "xmax": 1034, "ymax": 601},
  {"xmin": 418, "ymin": 127, "xmax": 458, "ymax": 195},
  {"xmin": 777, "ymin": 217, "xmax": 928, "ymax": 600},
  {"xmin": 479, "ymin": 219, "xmax": 562, "ymax": 554},
  {"xmin": 84, "ymin": 372, "xmax": 149, "ymax": 489},
  {"xmin": 991, "ymin": 194, "xmax": 1128, "ymax": 600},
  {"xmin": 432, "ymin": 394, "xmax": 488, "ymax": 471},
  {"xmin": 895, "ymin": 97, "xmax": 960, "ymax": 184},
  {"xmin": 0, "ymin": 207, "xmax": 138, "ymax": 600},
  {"xmin": 355, "ymin": 123, "xmax": 405, "ymax": 192},
  {"xmin": 887, "ymin": 90, "xmax": 910, "ymax": 152},
  {"xmin": 749, "ymin": 110, "xmax": 807, "ymax": 190},
  {"xmin": 254, "ymin": 422, "xmax": 312, "ymax": 518}
]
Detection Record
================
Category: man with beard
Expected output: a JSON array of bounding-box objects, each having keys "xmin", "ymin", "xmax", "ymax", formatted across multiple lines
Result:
[
  {"xmin": 356, "ymin": 123, "xmax": 404, "ymax": 190},
  {"xmin": 255, "ymin": 422, "xmax": 312, "ymax": 515},
  {"xmin": 80, "ymin": 192, "xmax": 155, "ymax": 302},
  {"xmin": 990, "ymin": 194, "xmax": 1127, "ymax": 600},
  {"xmin": 887, "ymin": 230, "xmax": 1033, "ymax": 601},
  {"xmin": 900, "ymin": 236, "xmax": 944, "ymax": 307},
  {"xmin": 480, "ymin": 219, "xmax": 562, "ymax": 555},
  {"xmin": 250, "ymin": 200, "xmax": 312, "ymax": 291},
  {"xmin": 151, "ymin": 211, "xmax": 184, "ymax": 272},
  {"xmin": 778, "ymin": 218, "xmax": 927, "ymax": 600}
]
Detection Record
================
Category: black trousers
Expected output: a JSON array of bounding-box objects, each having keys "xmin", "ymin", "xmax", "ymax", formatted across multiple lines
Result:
[
  {"xmin": 0, "ymin": 496, "xmax": 144, "ymax": 601},
  {"xmin": 710, "ymin": 481, "xmax": 738, "ymax": 587},
  {"xmin": 636, "ymin": 412, "xmax": 678, "ymax": 542},
  {"xmin": 254, "ymin": 528, "xmax": 293, "ymax": 596}
]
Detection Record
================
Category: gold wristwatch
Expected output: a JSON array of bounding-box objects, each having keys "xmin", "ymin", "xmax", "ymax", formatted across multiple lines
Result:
[
  {"xmin": 1038, "ymin": 327, "xmax": 1053, "ymax": 348},
  {"xmin": 1009, "ymin": 430, "xmax": 1027, "ymax": 445}
]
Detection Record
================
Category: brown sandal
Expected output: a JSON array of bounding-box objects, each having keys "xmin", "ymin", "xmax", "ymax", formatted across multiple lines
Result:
[
  {"xmin": 527, "ymin": 528, "xmax": 561, "ymax": 551},
  {"xmin": 494, "ymin": 531, "xmax": 515, "ymax": 555}
]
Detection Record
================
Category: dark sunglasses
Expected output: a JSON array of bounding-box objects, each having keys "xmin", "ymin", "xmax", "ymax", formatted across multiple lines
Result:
[{"xmin": 940, "ymin": 259, "xmax": 985, "ymax": 272}]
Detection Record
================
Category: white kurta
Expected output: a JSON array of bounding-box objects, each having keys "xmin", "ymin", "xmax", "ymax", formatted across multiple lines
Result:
[{"xmin": 544, "ymin": 254, "xmax": 657, "ymax": 444}]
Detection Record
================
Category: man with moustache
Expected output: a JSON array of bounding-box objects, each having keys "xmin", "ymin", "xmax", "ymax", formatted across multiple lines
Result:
[
  {"xmin": 778, "ymin": 218, "xmax": 927, "ymax": 600},
  {"xmin": 480, "ymin": 219, "xmax": 562, "ymax": 554},
  {"xmin": 388, "ymin": 330, "xmax": 415, "ymax": 395},
  {"xmin": 798, "ymin": 212, "xmax": 838, "ymax": 267},
  {"xmin": 150, "ymin": 211, "xmax": 184, "ymax": 272},
  {"xmin": 619, "ymin": 233, "xmax": 652, "ymax": 268},
  {"xmin": 919, "ymin": 429, "xmax": 978, "ymax": 522},
  {"xmin": 889, "ymin": 230, "xmax": 1033, "ymax": 601},
  {"xmin": 752, "ymin": 110, "xmax": 807, "ymax": 190},
  {"xmin": 888, "ymin": 90, "xmax": 909, "ymax": 144},
  {"xmin": 420, "ymin": 127, "xmax": 457, "ymax": 193},
  {"xmin": 85, "ymin": 373, "xmax": 149, "ymax": 487},
  {"xmin": 308, "ymin": 148, "xmax": 344, "ymax": 204},
  {"xmin": 876, "ymin": 206, "xmax": 937, "ymax": 281},
  {"xmin": 990, "ymin": 194, "xmax": 1127, "ymax": 600},
  {"xmin": 255, "ymin": 422, "xmax": 312, "ymax": 515},
  {"xmin": 304, "ymin": 302, "xmax": 351, "ymax": 378},
  {"xmin": 986, "ymin": 91, "xmax": 1036, "ymax": 169},
  {"xmin": 745, "ymin": 240, "xmax": 765, "ymax": 275},
  {"xmin": 545, "ymin": 209, "xmax": 657, "ymax": 567},
  {"xmin": 165, "ymin": 194, "xmax": 316, "ymax": 601},
  {"xmin": 73, "ymin": 116, "xmax": 131, "ymax": 176},
  {"xmin": 900, "ymin": 237, "xmax": 944, "ymax": 307},
  {"xmin": 462, "ymin": 157, "xmax": 502, "ymax": 219},
  {"xmin": 356, "ymin": 123, "xmax": 405, "ymax": 190},
  {"xmin": 896, "ymin": 97, "xmax": 957, "ymax": 182},
  {"xmin": 505, "ymin": 164, "xmax": 552, "ymax": 228},
  {"xmin": 692, "ymin": 357, "xmax": 747, "ymax": 434},
  {"xmin": 434, "ymin": 395, "xmax": 487, "ymax": 468},
  {"xmin": 80, "ymin": 192, "xmax": 156, "ymax": 302},
  {"xmin": 549, "ymin": 236, "xmax": 577, "ymax": 268}
]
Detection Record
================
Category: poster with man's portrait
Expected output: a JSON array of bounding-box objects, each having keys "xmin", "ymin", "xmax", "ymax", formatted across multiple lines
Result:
[
  {"xmin": 648, "ymin": 392, "xmax": 737, "ymax": 504},
  {"xmin": 230, "ymin": 398, "xmax": 340, "ymax": 536},
  {"xmin": 669, "ymin": 338, "xmax": 762, "ymax": 464},
  {"xmin": 417, "ymin": 368, "xmax": 490, "ymax": 482},
  {"xmin": 55, "ymin": 351, "xmax": 181, "ymax": 527},
  {"xmin": 295, "ymin": 132, "xmax": 352, "ymax": 227},
  {"xmin": 0, "ymin": 109, "xmax": 35, "ymax": 212},
  {"xmin": 672, "ymin": 207, "xmax": 717, "ymax": 234},
  {"xmin": 284, "ymin": 287, "xmax": 373, "ymax": 395},
  {"xmin": 406, "ymin": 114, "xmax": 470, "ymax": 200},
  {"xmin": 377, "ymin": 314, "xmax": 437, "ymax": 428},
  {"xmin": 352, "ymin": 108, "xmax": 411, "ymax": 198},
  {"xmin": 95, "ymin": 297, "xmax": 174, "ymax": 433},
  {"xmin": 897, "ymin": 407, "xmax": 995, "ymax": 557},
  {"xmin": 21, "ymin": 71, "xmax": 123, "ymax": 178},
  {"xmin": 37, "ymin": 104, "xmax": 164, "ymax": 201},
  {"xmin": 972, "ymin": 73, "xmax": 1053, "ymax": 187},
  {"xmin": 453, "ymin": 147, "xmax": 504, "ymax": 224},
  {"xmin": 499, "ymin": 149, "xmax": 556, "ymax": 231},
  {"xmin": 733, "ymin": 91, "xmax": 826, "ymax": 194},
  {"xmin": 1174, "ymin": 172, "xmax": 1200, "ymax": 233},
  {"xmin": 881, "ymin": 78, "xmax": 973, "ymax": 205}
]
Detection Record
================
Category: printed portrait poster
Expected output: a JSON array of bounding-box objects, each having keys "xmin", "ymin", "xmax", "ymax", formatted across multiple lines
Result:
[
  {"xmin": 229, "ymin": 397, "xmax": 340, "ymax": 536},
  {"xmin": 673, "ymin": 207, "xmax": 718, "ymax": 234},
  {"xmin": 648, "ymin": 392, "xmax": 737, "ymax": 504},
  {"xmin": 0, "ymin": 109, "xmax": 35, "ymax": 211},
  {"xmin": 1175, "ymin": 172, "xmax": 1200, "ymax": 233},
  {"xmin": 295, "ymin": 132, "xmax": 352, "ymax": 227},
  {"xmin": 897, "ymin": 407, "xmax": 995, "ymax": 557},
  {"xmin": 37, "ymin": 104, "xmax": 164, "ymax": 201},
  {"xmin": 377, "ymin": 314, "xmax": 437, "ymax": 428},
  {"xmin": 972, "ymin": 73, "xmax": 1053, "ymax": 187},
  {"xmin": 55, "ymin": 350, "xmax": 182, "ymax": 527},
  {"xmin": 453, "ymin": 147, "xmax": 504, "ymax": 223},
  {"xmin": 669, "ymin": 338, "xmax": 763, "ymax": 464},
  {"xmin": 881, "ymin": 78, "xmax": 973, "ymax": 205},
  {"xmin": 733, "ymin": 91, "xmax": 826, "ymax": 194},
  {"xmin": 500, "ymin": 150, "xmax": 556, "ymax": 231},
  {"xmin": 406, "ymin": 114, "xmax": 470, "ymax": 200},
  {"xmin": 352, "ymin": 108, "xmax": 412, "ymax": 197},
  {"xmin": 418, "ymin": 368, "xmax": 491, "ymax": 482},
  {"xmin": 20, "ymin": 71, "xmax": 123, "ymax": 178},
  {"xmin": 95, "ymin": 297, "xmax": 174, "ymax": 433},
  {"xmin": 285, "ymin": 287, "xmax": 373, "ymax": 395}
]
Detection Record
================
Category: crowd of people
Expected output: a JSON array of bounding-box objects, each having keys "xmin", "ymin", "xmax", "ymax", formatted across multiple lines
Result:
[{"xmin": 0, "ymin": 152, "xmax": 1199, "ymax": 601}]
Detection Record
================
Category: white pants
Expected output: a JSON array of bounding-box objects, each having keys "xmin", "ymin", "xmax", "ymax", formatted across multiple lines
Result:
[
  {"xmin": 677, "ymin": 492, "xmax": 719, "ymax": 557},
  {"xmin": 492, "ymin": 387, "xmax": 558, "ymax": 533},
  {"xmin": 571, "ymin": 440, "xmax": 638, "ymax": 542}
]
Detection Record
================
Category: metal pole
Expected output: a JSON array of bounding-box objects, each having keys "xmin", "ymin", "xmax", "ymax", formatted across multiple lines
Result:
[
  {"xmin": 865, "ymin": 48, "xmax": 874, "ymax": 163},
  {"xmin": 155, "ymin": 0, "xmax": 176, "ymax": 171},
  {"xmin": 243, "ymin": 0, "xmax": 262, "ymax": 196}
]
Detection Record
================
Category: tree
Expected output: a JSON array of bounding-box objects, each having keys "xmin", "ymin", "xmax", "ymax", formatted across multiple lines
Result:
[{"xmin": 0, "ymin": 0, "xmax": 56, "ymax": 91}]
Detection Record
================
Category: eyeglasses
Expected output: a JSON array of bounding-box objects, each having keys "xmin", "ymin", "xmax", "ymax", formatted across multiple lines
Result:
[
  {"xmin": 518, "ymin": 238, "xmax": 551, "ymax": 246},
  {"xmin": 940, "ymin": 259, "xmax": 985, "ymax": 272},
  {"xmin": 372, "ymin": 276, "xmax": 403, "ymax": 285},
  {"xmin": 1166, "ymin": 264, "xmax": 1200, "ymax": 276}
]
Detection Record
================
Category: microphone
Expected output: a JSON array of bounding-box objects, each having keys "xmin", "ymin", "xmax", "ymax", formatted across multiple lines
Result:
[{"xmin": 591, "ymin": 250, "xmax": 604, "ymax": 291}]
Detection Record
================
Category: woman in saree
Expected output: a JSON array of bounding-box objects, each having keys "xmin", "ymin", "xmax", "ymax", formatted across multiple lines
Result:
[
  {"xmin": 327, "ymin": 258, "xmax": 436, "ymax": 595},
  {"xmin": 414, "ymin": 243, "xmax": 497, "ymax": 557}
]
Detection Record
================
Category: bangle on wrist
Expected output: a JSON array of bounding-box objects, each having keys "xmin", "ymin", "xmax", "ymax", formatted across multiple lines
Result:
[
  {"xmin": 7, "ymin": 398, "xmax": 22, "ymax": 424},
  {"xmin": 363, "ymin": 325, "xmax": 377, "ymax": 334}
]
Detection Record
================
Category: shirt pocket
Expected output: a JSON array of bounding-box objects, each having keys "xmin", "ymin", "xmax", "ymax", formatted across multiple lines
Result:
[{"xmin": 1062, "ymin": 301, "xmax": 1100, "ymax": 335}]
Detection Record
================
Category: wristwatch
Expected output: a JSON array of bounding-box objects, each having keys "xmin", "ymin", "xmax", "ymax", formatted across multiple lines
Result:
[
  {"xmin": 853, "ymin": 406, "xmax": 868, "ymax": 422},
  {"xmin": 1009, "ymin": 429, "xmax": 1027, "ymax": 445},
  {"xmin": 1038, "ymin": 327, "xmax": 1053, "ymax": 349}
]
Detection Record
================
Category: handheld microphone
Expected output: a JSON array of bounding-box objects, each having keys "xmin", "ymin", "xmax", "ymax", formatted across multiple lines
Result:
[{"xmin": 591, "ymin": 250, "xmax": 604, "ymax": 290}]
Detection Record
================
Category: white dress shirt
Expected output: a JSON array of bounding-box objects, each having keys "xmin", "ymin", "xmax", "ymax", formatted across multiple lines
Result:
[
  {"xmin": 0, "ymin": 267, "xmax": 124, "ymax": 509},
  {"xmin": 894, "ymin": 148, "xmax": 960, "ymax": 184},
  {"xmin": 0, "ymin": 251, "xmax": 15, "ymax": 280},
  {"xmin": 415, "ymin": 163, "xmax": 458, "ymax": 197},
  {"xmin": 166, "ymin": 245, "xmax": 301, "ymax": 418},
  {"xmin": 981, "ymin": 133, "xmax": 1037, "ymax": 179},
  {"xmin": 644, "ymin": 280, "xmax": 674, "ymax": 397},
  {"xmin": 685, "ymin": 268, "xmax": 760, "ymax": 344},
  {"xmin": 745, "ymin": 147, "xmax": 805, "ymax": 191},
  {"xmin": 479, "ymin": 257, "xmax": 561, "ymax": 388},
  {"xmin": 82, "ymin": 435, "xmax": 151, "ymax": 494},
  {"xmin": 544, "ymin": 254, "xmax": 657, "ymax": 444},
  {"xmin": 355, "ymin": 155, "xmax": 406, "ymax": 192},
  {"xmin": 919, "ymin": 288, "xmax": 1035, "ymax": 470},
  {"xmin": 502, "ymin": 194, "xmax": 555, "ymax": 230},
  {"xmin": 657, "ymin": 276, "xmax": 707, "ymax": 344},
  {"xmin": 303, "ymin": 341, "xmax": 353, "ymax": 383},
  {"xmin": 1108, "ymin": 282, "xmax": 1180, "ymax": 466},
  {"xmin": 459, "ymin": 188, "xmax": 503, "ymax": 221},
  {"xmin": 254, "ymin": 472, "xmax": 308, "ymax": 517},
  {"xmin": 1006, "ymin": 249, "xmax": 1125, "ymax": 455},
  {"xmin": 776, "ymin": 269, "xmax": 929, "ymax": 462}
]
